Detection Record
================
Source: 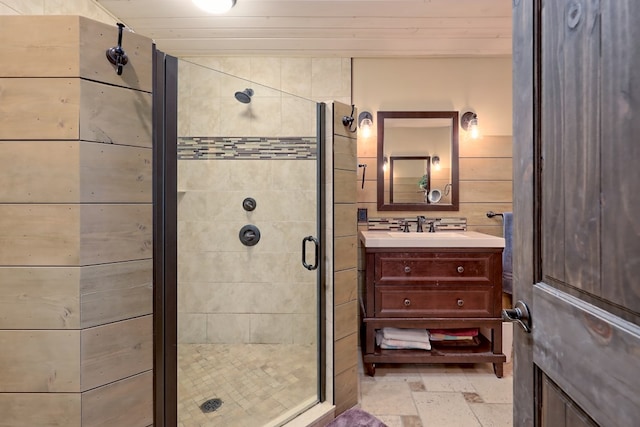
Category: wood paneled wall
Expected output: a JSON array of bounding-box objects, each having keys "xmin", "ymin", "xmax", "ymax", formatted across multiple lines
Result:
[
  {"xmin": 0, "ymin": 16, "xmax": 153, "ymax": 427},
  {"xmin": 332, "ymin": 102, "xmax": 359, "ymax": 415}
]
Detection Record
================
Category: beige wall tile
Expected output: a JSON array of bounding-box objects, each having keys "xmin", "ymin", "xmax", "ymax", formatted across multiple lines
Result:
[
  {"xmin": 178, "ymin": 313, "xmax": 207, "ymax": 343},
  {"xmin": 44, "ymin": 0, "xmax": 116, "ymax": 24},
  {"xmin": 206, "ymin": 313, "xmax": 250, "ymax": 343},
  {"xmin": 292, "ymin": 313, "xmax": 317, "ymax": 345},
  {"xmin": 1, "ymin": 0, "xmax": 43, "ymax": 14},
  {"xmin": 312, "ymin": 58, "xmax": 351, "ymax": 100},
  {"xmin": 251, "ymin": 57, "xmax": 282, "ymax": 89},
  {"xmin": 219, "ymin": 57, "xmax": 251, "ymax": 81},
  {"xmin": 281, "ymin": 58, "xmax": 313, "ymax": 98},
  {"xmin": 282, "ymin": 95, "xmax": 318, "ymax": 136},
  {"xmin": 250, "ymin": 313, "xmax": 293, "ymax": 343}
]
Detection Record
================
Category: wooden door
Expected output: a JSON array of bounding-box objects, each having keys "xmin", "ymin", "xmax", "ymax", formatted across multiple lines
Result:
[{"xmin": 512, "ymin": 1, "xmax": 640, "ymax": 426}]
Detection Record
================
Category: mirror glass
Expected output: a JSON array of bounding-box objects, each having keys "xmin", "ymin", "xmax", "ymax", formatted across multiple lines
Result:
[
  {"xmin": 389, "ymin": 156, "xmax": 431, "ymax": 203},
  {"xmin": 377, "ymin": 111, "xmax": 459, "ymax": 211}
]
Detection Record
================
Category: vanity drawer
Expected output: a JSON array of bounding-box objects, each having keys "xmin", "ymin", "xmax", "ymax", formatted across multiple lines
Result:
[
  {"xmin": 375, "ymin": 252, "xmax": 496, "ymax": 283},
  {"xmin": 375, "ymin": 285, "xmax": 494, "ymax": 318}
]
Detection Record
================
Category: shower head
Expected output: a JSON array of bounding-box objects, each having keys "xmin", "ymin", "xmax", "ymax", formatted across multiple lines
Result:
[{"xmin": 234, "ymin": 88, "xmax": 254, "ymax": 104}]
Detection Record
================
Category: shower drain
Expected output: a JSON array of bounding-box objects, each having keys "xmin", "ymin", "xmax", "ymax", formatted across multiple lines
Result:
[{"xmin": 200, "ymin": 398, "xmax": 223, "ymax": 413}]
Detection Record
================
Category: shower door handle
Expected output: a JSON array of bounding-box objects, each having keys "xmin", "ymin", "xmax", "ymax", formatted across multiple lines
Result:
[{"xmin": 301, "ymin": 236, "xmax": 319, "ymax": 270}]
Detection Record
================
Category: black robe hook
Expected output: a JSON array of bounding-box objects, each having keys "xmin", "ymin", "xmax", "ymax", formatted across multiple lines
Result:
[
  {"xmin": 342, "ymin": 105, "xmax": 357, "ymax": 133},
  {"xmin": 106, "ymin": 23, "xmax": 129, "ymax": 75}
]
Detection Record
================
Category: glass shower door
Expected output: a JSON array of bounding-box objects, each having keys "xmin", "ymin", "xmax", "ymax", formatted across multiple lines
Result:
[{"xmin": 175, "ymin": 59, "xmax": 322, "ymax": 426}]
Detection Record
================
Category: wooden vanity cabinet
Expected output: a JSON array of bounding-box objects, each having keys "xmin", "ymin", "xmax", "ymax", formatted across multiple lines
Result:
[{"xmin": 361, "ymin": 247, "xmax": 506, "ymax": 378}]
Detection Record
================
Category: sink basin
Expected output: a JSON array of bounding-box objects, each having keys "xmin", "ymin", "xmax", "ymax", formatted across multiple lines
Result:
[{"xmin": 359, "ymin": 230, "xmax": 504, "ymax": 248}]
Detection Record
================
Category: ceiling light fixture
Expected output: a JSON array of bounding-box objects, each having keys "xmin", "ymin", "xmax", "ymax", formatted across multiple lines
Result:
[{"xmin": 193, "ymin": 0, "xmax": 237, "ymax": 14}]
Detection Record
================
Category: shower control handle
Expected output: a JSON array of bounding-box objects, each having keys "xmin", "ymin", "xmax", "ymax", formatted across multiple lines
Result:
[
  {"xmin": 239, "ymin": 224, "xmax": 261, "ymax": 246},
  {"xmin": 242, "ymin": 197, "xmax": 257, "ymax": 211}
]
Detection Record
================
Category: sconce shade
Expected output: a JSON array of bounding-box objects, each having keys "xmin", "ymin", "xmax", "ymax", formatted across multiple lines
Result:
[
  {"xmin": 193, "ymin": 0, "xmax": 237, "ymax": 14},
  {"xmin": 383, "ymin": 156, "xmax": 389, "ymax": 172},
  {"xmin": 461, "ymin": 111, "xmax": 480, "ymax": 139},
  {"xmin": 432, "ymin": 155, "xmax": 441, "ymax": 171},
  {"xmin": 358, "ymin": 111, "xmax": 374, "ymax": 138}
]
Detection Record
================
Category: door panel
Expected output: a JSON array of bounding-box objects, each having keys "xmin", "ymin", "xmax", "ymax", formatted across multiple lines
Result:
[
  {"xmin": 513, "ymin": 0, "xmax": 640, "ymax": 426},
  {"xmin": 600, "ymin": 2, "xmax": 640, "ymax": 312},
  {"xmin": 533, "ymin": 283, "xmax": 640, "ymax": 426},
  {"xmin": 541, "ymin": 0, "xmax": 601, "ymax": 293},
  {"xmin": 540, "ymin": 374, "xmax": 598, "ymax": 427}
]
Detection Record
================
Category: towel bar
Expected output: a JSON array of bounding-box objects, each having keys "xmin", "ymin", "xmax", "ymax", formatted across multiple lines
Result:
[{"xmin": 486, "ymin": 211, "xmax": 504, "ymax": 218}]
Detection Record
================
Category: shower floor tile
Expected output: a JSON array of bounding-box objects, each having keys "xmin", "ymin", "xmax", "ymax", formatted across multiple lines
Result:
[{"xmin": 178, "ymin": 343, "xmax": 317, "ymax": 427}]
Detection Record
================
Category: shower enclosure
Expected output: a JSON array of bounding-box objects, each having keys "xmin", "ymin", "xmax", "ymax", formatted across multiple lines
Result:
[{"xmin": 156, "ymin": 56, "xmax": 325, "ymax": 426}]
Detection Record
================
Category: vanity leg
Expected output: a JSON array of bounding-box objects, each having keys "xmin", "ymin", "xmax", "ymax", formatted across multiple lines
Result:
[
  {"xmin": 493, "ymin": 363, "xmax": 503, "ymax": 378},
  {"xmin": 365, "ymin": 363, "xmax": 376, "ymax": 377}
]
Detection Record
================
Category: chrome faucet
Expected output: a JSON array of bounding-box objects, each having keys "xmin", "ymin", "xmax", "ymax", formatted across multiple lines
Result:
[{"xmin": 416, "ymin": 216, "xmax": 426, "ymax": 232}]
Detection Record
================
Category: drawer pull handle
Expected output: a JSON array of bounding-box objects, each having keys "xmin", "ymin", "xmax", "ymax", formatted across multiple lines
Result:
[
  {"xmin": 404, "ymin": 266, "xmax": 411, "ymax": 273},
  {"xmin": 457, "ymin": 298, "xmax": 464, "ymax": 307},
  {"xmin": 404, "ymin": 298, "xmax": 411, "ymax": 307},
  {"xmin": 457, "ymin": 266, "xmax": 464, "ymax": 273}
]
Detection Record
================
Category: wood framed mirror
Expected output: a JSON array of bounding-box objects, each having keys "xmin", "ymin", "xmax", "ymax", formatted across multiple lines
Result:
[{"xmin": 377, "ymin": 111, "xmax": 459, "ymax": 211}]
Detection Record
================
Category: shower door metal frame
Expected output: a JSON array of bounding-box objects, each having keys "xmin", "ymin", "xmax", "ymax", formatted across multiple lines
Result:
[
  {"xmin": 152, "ymin": 50, "xmax": 327, "ymax": 426},
  {"xmin": 152, "ymin": 48, "xmax": 179, "ymax": 427}
]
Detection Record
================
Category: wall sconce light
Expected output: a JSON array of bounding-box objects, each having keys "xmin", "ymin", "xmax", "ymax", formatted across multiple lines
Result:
[
  {"xmin": 461, "ymin": 111, "xmax": 480, "ymax": 139},
  {"xmin": 432, "ymin": 155, "xmax": 441, "ymax": 171},
  {"xmin": 193, "ymin": 0, "xmax": 237, "ymax": 14},
  {"xmin": 342, "ymin": 105, "xmax": 357, "ymax": 132},
  {"xmin": 358, "ymin": 111, "xmax": 373, "ymax": 138},
  {"xmin": 383, "ymin": 156, "xmax": 389, "ymax": 172}
]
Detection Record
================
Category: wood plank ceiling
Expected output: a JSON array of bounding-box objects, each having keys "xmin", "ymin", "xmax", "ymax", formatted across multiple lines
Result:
[{"xmin": 96, "ymin": 0, "xmax": 512, "ymax": 57}]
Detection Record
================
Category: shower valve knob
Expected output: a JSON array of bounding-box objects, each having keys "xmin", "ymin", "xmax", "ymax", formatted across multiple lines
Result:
[
  {"xmin": 239, "ymin": 224, "xmax": 261, "ymax": 246},
  {"xmin": 242, "ymin": 197, "xmax": 257, "ymax": 211}
]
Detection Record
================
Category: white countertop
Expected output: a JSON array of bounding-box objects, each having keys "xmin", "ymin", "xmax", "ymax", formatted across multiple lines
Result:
[{"xmin": 359, "ymin": 230, "xmax": 505, "ymax": 248}]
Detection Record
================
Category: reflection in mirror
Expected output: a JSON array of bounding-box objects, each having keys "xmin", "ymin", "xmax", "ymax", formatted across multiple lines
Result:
[
  {"xmin": 389, "ymin": 156, "xmax": 431, "ymax": 203},
  {"xmin": 377, "ymin": 111, "xmax": 459, "ymax": 211}
]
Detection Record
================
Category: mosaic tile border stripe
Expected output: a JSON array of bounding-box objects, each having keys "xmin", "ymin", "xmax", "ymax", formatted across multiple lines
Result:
[
  {"xmin": 368, "ymin": 217, "xmax": 467, "ymax": 232},
  {"xmin": 178, "ymin": 136, "xmax": 317, "ymax": 160}
]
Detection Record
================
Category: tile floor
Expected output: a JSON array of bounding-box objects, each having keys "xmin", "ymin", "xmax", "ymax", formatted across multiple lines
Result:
[
  {"xmin": 176, "ymin": 343, "xmax": 513, "ymax": 427},
  {"xmin": 177, "ymin": 343, "xmax": 317, "ymax": 427},
  {"xmin": 357, "ymin": 356, "xmax": 514, "ymax": 427}
]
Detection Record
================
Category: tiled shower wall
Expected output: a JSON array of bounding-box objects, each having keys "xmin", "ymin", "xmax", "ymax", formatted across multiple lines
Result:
[
  {"xmin": 176, "ymin": 58, "xmax": 349, "ymax": 345},
  {"xmin": 177, "ymin": 147, "xmax": 318, "ymax": 345}
]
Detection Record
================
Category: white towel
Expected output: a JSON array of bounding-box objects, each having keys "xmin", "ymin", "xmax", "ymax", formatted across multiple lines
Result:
[
  {"xmin": 382, "ymin": 327, "xmax": 430, "ymax": 343},
  {"xmin": 376, "ymin": 330, "xmax": 432, "ymax": 350}
]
